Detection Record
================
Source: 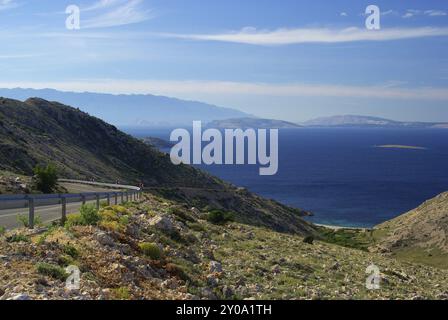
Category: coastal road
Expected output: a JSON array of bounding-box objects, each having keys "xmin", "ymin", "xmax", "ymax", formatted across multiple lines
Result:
[{"xmin": 0, "ymin": 183, "xmax": 127, "ymax": 230}]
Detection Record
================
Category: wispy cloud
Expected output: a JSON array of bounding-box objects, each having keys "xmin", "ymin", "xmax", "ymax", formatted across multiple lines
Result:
[
  {"xmin": 2, "ymin": 80, "xmax": 448, "ymax": 102},
  {"xmin": 83, "ymin": 0, "xmax": 153, "ymax": 29},
  {"xmin": 403, "ymin": 9, "xmax": 447, "ymax": 18},
  {"xmin": 0, "ymin": 0, "xmax": 18, "ymax": 11},
  {"xmin": 161, "ymin": 26, "xmax": 448, "ymax": 46}
]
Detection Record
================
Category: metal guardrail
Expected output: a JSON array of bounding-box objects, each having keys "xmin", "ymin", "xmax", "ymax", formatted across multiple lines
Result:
[{"xmin": 0, "ymin": 180, "xmax": 142, "ymax": 229}]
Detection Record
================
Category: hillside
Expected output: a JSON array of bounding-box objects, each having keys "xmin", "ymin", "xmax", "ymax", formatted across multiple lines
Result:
[
  {"xmin": 207, "ymin": 118, "xmax": 301, "ymax": 129},
  {"xmin": 1, "ymin": 195, "xmax": 447, "ymax": 300},
  {"xmin": 303, "ymin": 115, "xmax": 448, "ymax": 128},
  {"xmin": 0, "ymin": 88, "xmax": 250, "ymax": 127},
  {"xmin": 371, "ymin": 192, "xmax": 448, "ymax": 268},
  {"xmin": 0, "ymin": 97, "xmax": 314, "ymax": 234}
]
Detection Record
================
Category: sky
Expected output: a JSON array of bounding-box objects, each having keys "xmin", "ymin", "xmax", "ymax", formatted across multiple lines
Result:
[{"xmin": 0, "ymin": 0, "xmax": 448, "ymax": 122}]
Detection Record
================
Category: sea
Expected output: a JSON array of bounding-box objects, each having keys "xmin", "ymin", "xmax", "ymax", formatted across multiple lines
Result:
[{"xmin": 124, "ymin": 127, "xmax": 448, "ymax": 228}]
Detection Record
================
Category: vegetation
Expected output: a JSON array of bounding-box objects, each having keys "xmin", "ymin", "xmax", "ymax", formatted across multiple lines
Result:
[
  {"xmin": 33, "ymin": 163, "xmax": 58, "ymax": 193},
  {"xmin": 0, "ymin": 226, "xmax": 5, "ymax": 236},
  {"xmin": 6, "ymin": 234, "xmax": 29, "ymax": 243},
  {"xmin": 111, "ymin": 287, "xmax": 131, "ymax": 300},
  {"xmin": 17, "ymin": 214, "xmax": 42, "ymax": 228},
  {"xmin": 36, "ymin": 263, "xmax": 68, "ymax": 281},
  {"xmin": 206, "ymin": 209, "xmax": 235, "ymax": 225},
  {"xmin": 318, "ymin": 227, "xmax": 374, "ymax": 251},
  {"xmin": 139, "ymin": 242, "xmax": 162, "ymax": 260}
]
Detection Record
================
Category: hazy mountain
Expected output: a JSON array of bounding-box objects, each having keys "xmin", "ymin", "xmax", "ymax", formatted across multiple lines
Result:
[
  {"xmin": 0, "ymin": 88, "xmax": 251, "ymax": 127},
  {"xmin": 303, "ymin": 115, "xmax": 448, "ymax": 128},
  {"xmin": 207, "ymin": 117, "xmax": 301, "ymax": 129}
]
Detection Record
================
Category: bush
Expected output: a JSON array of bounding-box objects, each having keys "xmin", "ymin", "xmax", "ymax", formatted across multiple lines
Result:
[
  {"xmin": 33, "ymin": 164, "xmax": 58, "ymax": 193},
  {"xmin": 111, "ymin": 287, "xmax": 131, "ymax": 300},
  {"xmin": 64, "ymin": 214, "xmax": 84, "ymax": 228},
  {"xmin": 80, "ymin": 204, "xmax": 100, "ymax": 225},
  {"xmin": 206, "ymin": 210, "xmax": 235, "ymax": 225},
  {"xmin": 17, "ymin": 214, "xmax": 42, "ymax": 228},
  {"xmin": 139, "ymin": 242, "xmax": 162, "ymax": 260},
  {"xmin": 189, "ymin": 223, "xmax": 206, "ymax": 232},
  {"xmin": 165, "ymin": 263, "xmax": 189, "ymax": 281},
  {"xmin": 63, "ymin": 244, "xmax": 79, "ymax": 259},
  {"xmin": 0, "ymin": 226, "xmax": 5, "ymax": 236},
  {"xmin": 303, "ymin": 235, "xmax": 314, "ymax": 245},
  {"xmin": 6, "ymin": 234, "xmax": 29, "ymax": 243},
  {"xmin": 36, "ymin": 263, "xmax": 68, "ymax": 281}
]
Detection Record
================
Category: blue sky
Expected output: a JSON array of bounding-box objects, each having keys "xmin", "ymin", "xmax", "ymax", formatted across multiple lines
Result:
[{"xmin": 1, "ymin": 0, "xmax": 448, "ymax": 122}]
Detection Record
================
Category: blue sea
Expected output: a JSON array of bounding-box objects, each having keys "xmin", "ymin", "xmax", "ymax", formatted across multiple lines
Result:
[{"xmin": 125, "ymin": 127, "xmax": 448, "ymax": 228}]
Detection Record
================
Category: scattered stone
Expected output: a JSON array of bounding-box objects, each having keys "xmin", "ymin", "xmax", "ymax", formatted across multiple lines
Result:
[
  {"xmin": 271, "ymin": 265, "xmax": 281, "ymax": 275},
  {"xmin": 95, "ymin": 232, "xmax": 115, "ymax": 247},
  {"xmin": 149, "ymin": 215, "xmax": 175, "ymax": 232},
  {"xmin": 209, "ymin": 261, "xmax": 223, "ymax": 273},
  {"xmin": 222, "ymin": 286, "xmax": 234, "ymax": 299},
  {"xmin": 8, "ymin": 294, "xmax": 31, "ymax": 300}
]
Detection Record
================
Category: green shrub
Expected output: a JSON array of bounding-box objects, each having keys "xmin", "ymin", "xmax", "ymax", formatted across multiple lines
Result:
[
  {"xmin": 0, "ymin": 226, "xmax": 5, "ymax": 236},
  {"xmin": 189, "ymin": 223, "xmax": 206, "ymax": 232},
  {"xmin": 6, "ymin": 234, "xmax": 29, "ymax": 243},
  {"xmin": 139, "ymin": 242, "xmax": 162, "ymax": 260},
  {"xmin": 206, "ymin": 210, "xmax": 235, "ymax": 225},
  {"xmin": 36, "ymin": 263, "xmax": 68, "ymax": 281},
  {"xmin": 111, "ymin": 287, "xmax": 131, "ymax": 300},
  {"xmin": 33, "ymin": 164, "xmax": 58, "ymax": 193},
  {"xmin": 80, "ymin": 204, "xmax": 100, "ymax": 225},
  {"xmin": 303, "ymin": 235, "xmax": 314, "ymax": 245},
  {"xmin": 169, "ymin": 207, "xmax": 195, "ymax": 223},
  {"xmin": 64, "ymin": 214, "xmax": 84, "ymax": 228},
  {"xmin": 17, "ymin": 214, "xmax": 42, "ymax": 228},
  {"xmin": 165, "ymin": 263, "xmax": 190, "ymax": 281},
  {"xmin": 63, "ymin": 244, "xmax": 79, "ymax": 259}
]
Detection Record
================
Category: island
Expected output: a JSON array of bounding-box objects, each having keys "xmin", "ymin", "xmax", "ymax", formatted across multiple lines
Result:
[{"xmin": 374, "ymin": 145, "xmax": 427, "ymax": 150}]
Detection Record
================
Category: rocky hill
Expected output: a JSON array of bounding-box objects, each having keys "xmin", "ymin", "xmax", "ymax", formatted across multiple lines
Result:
[
  {"xmin": 371, "ymin": 192, "xmax": 448, "ymax": 268},
  {"xmin": 1, "ymin": 195, "xmax": 447, "ymax": 300},
  {"xmin": 0, "ymin": 97, "xmax": 313, "ymax": 234}
]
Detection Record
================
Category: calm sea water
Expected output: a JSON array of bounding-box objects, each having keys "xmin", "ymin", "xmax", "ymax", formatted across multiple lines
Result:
[{"xmin": 125, "ymin": 127, "xmax": 448, "ymax": 228}]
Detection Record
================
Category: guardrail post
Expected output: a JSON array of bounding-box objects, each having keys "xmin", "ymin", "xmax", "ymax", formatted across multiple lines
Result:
[
  {"xmin": 61, "ymin": 196, "xmax": 67, "ymax": 225},
  {"xmin": 114, "ymin": 193, "xmax": 118, "ymax": 205},
  {"xmin": 126, "ymin": 192, "xmax": 129, "ymax": 203},
  {"xmin": 96, "ymin": 194, "xmax": 100, "ymax": 210},
  {"xmin": 121, "ymin": 192, "xmax": 124, "ymax": 204},
  {"xmin": 81, "ymin": 194, "xmax": 86, "ymax": 205},
  {"xmin": 107, "ymin": 194, "xmax": 111, "ymax": 206},
  {"xmin": 28, "ymin": 197, "xmax": 35, "ymax": 229}
]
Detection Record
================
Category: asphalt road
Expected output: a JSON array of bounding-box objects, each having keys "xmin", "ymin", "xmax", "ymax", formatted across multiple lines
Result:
[{"xmin": 0, "ymin": 183, "xmax": 127, "ymax": 230}]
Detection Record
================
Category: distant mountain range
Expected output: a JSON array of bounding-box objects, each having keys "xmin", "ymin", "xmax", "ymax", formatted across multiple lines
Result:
[
  {"xmin": 207, "ymin": 117, "xmax": 301, "ymax": 129},
  {"xmin": 302, "ymin": 115, "xmax": 448, "ymax": 129},
  {"xmin": 0, "ymin": 88, "xmax": 251, "ymax": 127}
]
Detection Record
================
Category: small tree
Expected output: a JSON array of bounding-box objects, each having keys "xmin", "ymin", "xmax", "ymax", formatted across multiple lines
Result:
[{"xmin": 33, "ymin": 164, "xmax": 58, "ymax": 193}]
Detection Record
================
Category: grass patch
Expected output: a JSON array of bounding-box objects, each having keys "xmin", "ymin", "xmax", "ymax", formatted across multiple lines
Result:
[
  {"xmin": 111, "ymin": 287, "xmax": 131, "ymax": 300},
  {"xmin": 7, "ymin": 234, "xmax": 29, "ymax": 243},
  {"xmin": 206, "ymin": 209, "xmax": 235, "ymax": 225},
  {"xmin": 17, "ymin": 214, "xmax": 42, "ymax": 228},
  {"xmin": 318, "ymin": 227, "xmax": 374, "ymax": 251},
  {"xmin": 139, "ymin": 242, "xmax": 162, "ymax": 260},
  {"xmin": 392, "ymin": 247, "xmax": 448, "ymax": 269},
  {"xmin": 36, "ymin": 263, "xmax": 68, "ymax": 281}
]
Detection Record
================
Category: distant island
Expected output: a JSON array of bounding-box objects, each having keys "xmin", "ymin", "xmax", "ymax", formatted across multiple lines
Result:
[
  {"xmin": 374, "ymin": 145, "xmax": 427, "ymax": 150},
  {"xmin": 302, "ymin": 115, "xmax": 448, "ymax": 129},
  {"xmin": 207, "ymin": 117, "xmax": 302, "ymax": 129}
]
